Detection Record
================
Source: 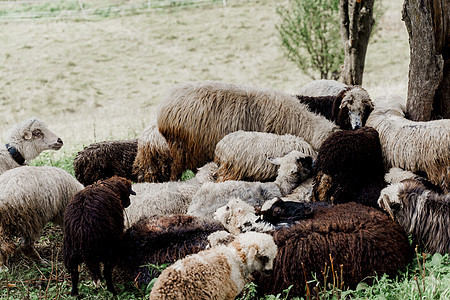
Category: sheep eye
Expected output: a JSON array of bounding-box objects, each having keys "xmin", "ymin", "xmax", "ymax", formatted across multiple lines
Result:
[
  {"xmin": 32, "ymin": 129, "xmax": 43, "ymax": 137},
  {"xmin": 225, "ymin": 206, "xmax": 229, "ymax": 211}
]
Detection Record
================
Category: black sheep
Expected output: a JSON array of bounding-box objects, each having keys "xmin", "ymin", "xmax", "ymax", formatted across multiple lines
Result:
[{"xmin": 63, "ymin": 176, "xmax": 135, "ymax": 296}]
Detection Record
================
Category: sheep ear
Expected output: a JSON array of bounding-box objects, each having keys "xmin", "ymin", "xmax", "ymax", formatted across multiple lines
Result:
[
  {"xmin": 247, "ymin": 246, "xmax": 258, "ymax": 261},
  {"xmin": 23, "ymin": 130, "xmax": 32, "ymax": 140},
  {"xmin": 268, "ymin": 157, "xmax": 281, "ymax": 166}
]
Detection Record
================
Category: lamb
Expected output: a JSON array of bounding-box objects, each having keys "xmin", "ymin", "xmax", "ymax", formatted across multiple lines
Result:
[
  {"xmin": 296, "ymin": 79, "xmax": 374, "ymax": 129},
  {"xmin": 187, "ymin": 150, "xmax": 314, "ymax": 219},
  {"xmin": 312, "ymin": 127, "xmax": 386, "ymax": 207},
  {"xmin": 0, "ymin": 166, "xmax": 83, "ymax": 271},
  {"xmin": 0, "ymin": 118, "xmax": 63, "ymax": 175},
  {"xmin": 124, "ymin": 162, "xmax": 218, "ymax": 228},
  {"xmin": 215, "ymin": 199, "xmax": 413, "ymax": 297},
  {"xmin": 157, "ymin": 80, "xmax": 339, "ymax": 180},
  {"xmin": 378, "ymin": 179, "xmax": 449, "ymax": 254},
  {"xmin": 63, "ymin": 176, "xmax": 135, "ymax": 296},
  {"xmin": 366, "ymin": 94, "xmax": 450, "ymax": 192},
  {"xmin": 214, "ymin": 130, "xmax": 317, "ymax": 182},
  {"xmin": 132, "ymin": 120, "xmax": 172, "ymax": 183},
  {"xmin": 149, "ymin": 231, "xmax": 278, "ymax": 300},
  {"xmin": 116, "ymin": 214, "xmax": 225, "ymax": 285},
  {"xmin": 73, "ymin": 139, "xmax": 138, "ymax": 186}
]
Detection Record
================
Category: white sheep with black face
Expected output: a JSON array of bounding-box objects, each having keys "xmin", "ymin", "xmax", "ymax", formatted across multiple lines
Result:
[{"xmin": 0, "ymin": 118, "xmax": 63, "ymax": 174}]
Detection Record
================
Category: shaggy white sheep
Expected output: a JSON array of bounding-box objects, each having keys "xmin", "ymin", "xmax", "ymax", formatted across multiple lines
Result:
[
  {"xmin": 157, "ymin": 80, "xmax": 339, "ymax": 180},
  {"xmin": 366, "ymin": 94, "xmax": 450, "ymax": 192},
  {"xmin": 124, "ymin": 162, "xmax": 218, "ymax": 228},
  {"xmin": 0, "ymin": 118, "xmax": 63, "ymax": 175},
  {"xmin": 187, "ymin": 150, "xmax": 314, "ymax": 219},
  {"xmin": 0, "ymin": 166, "xmax": 83, "ymax": 271},
  {"xmin": 149, "ymin": 231, "xmax": 277, "ymax": 300},
  {"xmin": 214, "ymin": 130, "xmax": 317, "ymax": 182}
]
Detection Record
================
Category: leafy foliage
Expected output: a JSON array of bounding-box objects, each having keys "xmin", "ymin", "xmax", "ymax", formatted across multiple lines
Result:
[{"xmin": 276, "ymin": 0, "xmax": 344, "ymax": 80}]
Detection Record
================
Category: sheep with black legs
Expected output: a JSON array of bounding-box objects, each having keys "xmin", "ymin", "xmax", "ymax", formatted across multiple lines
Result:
[
  {"xmin": 132, "ymin": 120, "xmax": 172, "ymax": 183},
  {"xmin": 215, "ymin": 200, "xmax": 413, "ymax": 297},
  {"xmin": 116, "ymin": 214, "xmax": 225, "ymax": 285},
  {"xmin": 0, "ymin": 166, "xmax": 83, "ymax": 271},
  {"xmin": 297, "ymin": 79, "xmax": 374, "ymax": 130},
  {"xmin": 157, "ymin": 80, "xmax": 339, "ymax": 180},
  {"xmin": 73, "ymin": 139, "xmax": 138, "ymax": 186},
  {"xmin": 214, "ymin": 130, "xmax": 316, "ymax": 182},
  {"xmin": 312, "ymin": 127, "xmax": 386, "ymax": 207},
  {"xmin": 378, "ymin": 178, "xmax": 449, "ymax": 254},
  {"xmin": 366, "ymin": 94, "xmax": 450, "ymax": 192},
  {"xmin": 149, "ymin": 231, "xmax": 277, "ymax": 300},
  {"xmin": 124, "ymin": 162, "xmax": 217, "ymax": 228},
  {"xmin": 0, "ymin": 118, "xmax": 63, "ymax": 175},
  {"xmin": 63, "ymin": 176, "xmax": 135, "ymax": 296},
  {"xmin": 187, "ymin": 150, "xmax": 314, "ymax": 219}
]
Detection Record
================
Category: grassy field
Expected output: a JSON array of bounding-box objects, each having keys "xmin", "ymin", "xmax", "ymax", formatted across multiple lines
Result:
[{"xmin": 2, "ymin": 0, "xmax": 448, "ymax": 299}]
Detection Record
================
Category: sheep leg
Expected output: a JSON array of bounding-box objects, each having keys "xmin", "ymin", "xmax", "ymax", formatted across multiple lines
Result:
[
  {"xmin": 103, "ymin": 261, "xmax": 117, "ymax": 295},
  {"xmin": 68, "ymin": 263, "xmax": 80, "ymax": 296},
  {"xmin": 86, "ymin": 261, "xmax": 102, "ymax": 289},
  {"xmin": 19, "ymin": 238, "xmax": 48, "ymax": 266}
]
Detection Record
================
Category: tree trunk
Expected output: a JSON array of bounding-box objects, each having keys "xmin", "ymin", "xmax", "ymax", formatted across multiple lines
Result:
[
  {"xmin": 402, "ymin": 0, "xmax": 446, "ymax": 121},
  {"xmin": 339, "ymin": 0, "xmax": 375, "ymax": 85}
]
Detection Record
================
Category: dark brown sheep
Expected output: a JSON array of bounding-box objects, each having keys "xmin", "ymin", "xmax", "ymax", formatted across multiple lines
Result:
[
  {"xmin": 312, "ymin": 127, "xmax": 386, "ymax": 207},
  {"xmin": 116, "ymin": 214, "xmax": 225, "ymax": 286},
  {"xmin": 73, "ymin": 139, "xmax": 138, "ymax": 186},
  {"xmin": 253, "ymin": 202, "xmax": 413, "ymax": 297},
  {"xmin": 63, "ymin": 176, "xmax": 135, "ymax": 296}
]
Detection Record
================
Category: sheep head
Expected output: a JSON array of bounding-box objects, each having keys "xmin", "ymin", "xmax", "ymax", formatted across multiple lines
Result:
[
  {"xmin": 214, "ymin": 198, "xmax": 257, "ymax": 235},
  {"xmin": 339, "ymin": 87, "xmax": 374, "ymax": 130},
  {"xmin": 257, "ymin": 197, "xmax": 314, "ymax": 225},
  {"xmin": 101, "ymin": 176, "xmax": 135, "ymax": 208},
  {"xmin": 6, "ymin": 118, "xmax": 63, "ymax": 161}
]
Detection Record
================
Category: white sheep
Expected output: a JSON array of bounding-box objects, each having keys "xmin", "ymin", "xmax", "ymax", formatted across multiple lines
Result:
[
  {"xmin": 187, "ymin": 150, "xmax": 314, "ymax": 219},
  {"xmin": 124, "ymin": 162, "xmax": 218, "ymax": 228},
  {"xmin": 149, "ymin": 231, "xmax": 277, "ymax": 300},
  {"xmin": 0, "ymin": 118, "xmax": 63, "ymax": 175},
  {"xmin": 0, "ymin": 166, "xmax": 83, "ymax": 271},
  {"xmin": 214, "ymin": 130, "xmax": 317, "ymax": 182},
  {"xmin": 366, "ymin": 94, "xmax": 450, "ymax": 192},
  {"xmin": 297, "ymin": 79, "xmax": 348, "ymax": 96},
  {"xmin": 157, "ymin": 80, "xmax": 339, "ymax": 180}
]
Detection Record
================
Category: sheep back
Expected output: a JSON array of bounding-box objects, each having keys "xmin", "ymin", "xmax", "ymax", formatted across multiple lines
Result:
[
  {"xmin": 117, "ymin": 214, "xmax": 225, "ymax": 285},
  {"xmin": 214, "ymin": 131, "xmax": 317, "ymax": 182},
  {"xmin": 157, "ymin": 81, "xmax": 338, "ymax": 180},
  {"xmin": 253, "ymin": 202, "xmax": 413, "ymax": 297},
  {"xmin": 73, "ymin": 139, "xmax": 138, "ymax": 186}
]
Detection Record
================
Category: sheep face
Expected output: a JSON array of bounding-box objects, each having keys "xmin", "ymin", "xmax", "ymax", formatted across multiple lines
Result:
[
  {"xmin": 269, "ymin": 151, "xmax": 314, "ymax": 184},
  {"xmin": 214, "ymin": 198, "xmax": 257, "ymax": 235},
  {"xmin": 258, "ymin": 198, "xmax": 314, "ymax": 225},
  {"xmin": 339, "ymin": 87, "xmax": 374, "ymax": 129},
  {"xmin": 18, "ymin": 119, "xmax": 63, "ymax": 153},
  {"xmin": 232, "ymin": 232, "xmax": 277, "ymax": 274}
]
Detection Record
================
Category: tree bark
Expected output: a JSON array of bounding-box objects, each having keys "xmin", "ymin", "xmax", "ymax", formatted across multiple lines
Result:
[
  {"xmin": 339, "ymin": 0, "xmax": 375, "ymax": 85},
  {"xmin": 402, "ymin": 0, "xmax": 446, "ymax": 121}
]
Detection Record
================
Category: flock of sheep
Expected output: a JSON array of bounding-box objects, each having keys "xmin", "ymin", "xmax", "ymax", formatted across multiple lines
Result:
[{"xmin": 0, "ymin": 79, "xmax": 449, "ymax": 299}]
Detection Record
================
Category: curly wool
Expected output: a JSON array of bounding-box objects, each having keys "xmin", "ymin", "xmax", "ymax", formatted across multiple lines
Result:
[
  {"xmin": 132, "ymin": 121, "xmax": 172, "ymax": 183},
  {"xmin": 73, "ymin": 139, "xmax": 138, "ymax": 186},
  {"xmin": 157, "ymin": 81, "xmax": 339, "ymax": 180},
  {"xmin": 214, "ymin": 130, "xmax": 317, "ymax": 182},
  {"xmin": 367, "ymin": 95, "xmax": 450, "ymax": 192}
]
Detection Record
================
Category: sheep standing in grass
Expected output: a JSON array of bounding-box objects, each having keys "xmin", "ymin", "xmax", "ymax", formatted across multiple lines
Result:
[
  {"xmin": 132, "ymin": 121, "xmax": 172, "ymax": 183},
  {"xmin": 157, "ymin": 81, "xmax": 339, "ymax": 180},
  {"xmin": 378, "ymin": 178, "xmax": 449, "ymax": 254},
  {"xmin": 312, "ymin": 127, "xmax": 386, "ymax": 207},
  {"xmin": 63, "ymin": 176, "xmax": 135, "ymax": 296},
  {"xmin": 215, "ymin": 200, "xmax": 413, "ymax": 297},
  {"xmin": 73, "ymin": 139, "xmax": 138, "ymax": 186},
  {"xmin": 187, "ymin": 150, "xmax": 314, "ymax": 219},
  {"xmin": 296, "ymin": 79, "xmax": 374, "ymax": 129},
  {"xmin": 0, "ymin": 118, "xmax": 63, "ymax": 175},
  {"xmin": 214, "ymin": 130, "xmax": 316, "ymax": 182},
  {"xmin": 0, "ymin": 166, "xmax": 83, "ymax": 271},
  {"xmin": 366, "ymin": 94, "xmax": 450, "ymax": 192},
  {"xmin": 124, "ymin": 162, "xmax": 217, "ymax": 228},
  {"xmin": 149, "ymin": 231, "xmax": 277, "ymax": 300},
  {"xmin": 117, "ymin": 214, "xmax": 225, "ymax": 285}
]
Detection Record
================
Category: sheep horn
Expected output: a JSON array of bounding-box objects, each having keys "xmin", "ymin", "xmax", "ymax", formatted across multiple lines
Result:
[{"xmin": 382, "ymin": 194, "xmax": 395, "ymax": 221}]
